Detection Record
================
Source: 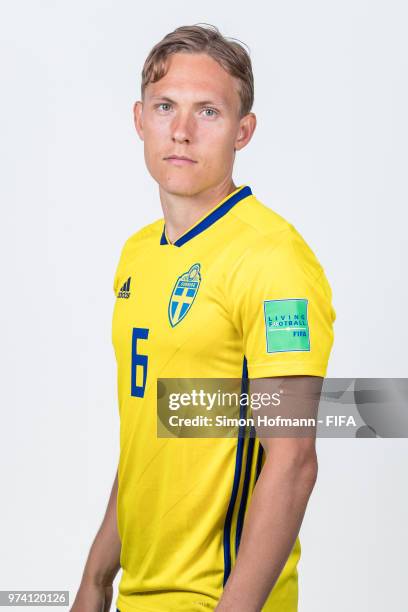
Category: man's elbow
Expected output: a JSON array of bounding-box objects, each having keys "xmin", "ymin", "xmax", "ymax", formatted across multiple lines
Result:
[
  {"xmin": 282, "ymin": 454, "xmax": 318, "ymax": 497},
  {"xmin": 264, "ymin": 443, "xmax": 319, "ymax": 492},
  {"xmin": 296, "ymin": 455, "xmax": 318, "ymax": 491}
]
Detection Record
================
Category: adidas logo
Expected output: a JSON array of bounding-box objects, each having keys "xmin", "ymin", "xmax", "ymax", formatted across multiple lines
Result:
[{"xmin": 117, "ymin": 277, "xmax": 131, "ymax": 299}]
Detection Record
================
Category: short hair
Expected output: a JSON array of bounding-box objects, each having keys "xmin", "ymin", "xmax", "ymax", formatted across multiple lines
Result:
[{"xmin": 141, "ymin": 24, "xmax": 254, "ymax": 117}]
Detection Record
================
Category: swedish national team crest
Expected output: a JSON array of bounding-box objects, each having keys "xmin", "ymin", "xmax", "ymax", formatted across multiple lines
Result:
[{"xmin": 168, "ymin": 263, "xmax": 201, "ymax": 327}]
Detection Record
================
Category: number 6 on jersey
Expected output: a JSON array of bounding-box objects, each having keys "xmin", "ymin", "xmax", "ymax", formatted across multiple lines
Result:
[{"xmin": 131, "ymin": 327, "xmax": 149, "ymax": 398}]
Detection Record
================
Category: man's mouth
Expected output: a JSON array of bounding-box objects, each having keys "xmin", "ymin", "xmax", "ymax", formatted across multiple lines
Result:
[{"xmin": 164, "ymin": 155, "xmax": 198, "ymax": 166}]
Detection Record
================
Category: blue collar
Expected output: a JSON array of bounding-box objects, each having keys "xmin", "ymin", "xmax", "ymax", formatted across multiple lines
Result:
[{"xmin": 160, "ymin": 185, "xmax": 252, "ymax": 247}]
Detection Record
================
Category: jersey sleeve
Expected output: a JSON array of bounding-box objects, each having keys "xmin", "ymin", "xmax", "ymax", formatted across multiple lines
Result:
[
  {"xmin": 112, "ymin": 237, "xmax": 132, "ymax": 296},
  {"xmin": 225, "ymin": 228, "xmax": 336, "ymax": 379}
]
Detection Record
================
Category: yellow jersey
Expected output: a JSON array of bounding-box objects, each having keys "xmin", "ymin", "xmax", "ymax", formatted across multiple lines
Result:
[{"xmin": 112, "ymin": 185, "xmax": 335, "ymax": 612}]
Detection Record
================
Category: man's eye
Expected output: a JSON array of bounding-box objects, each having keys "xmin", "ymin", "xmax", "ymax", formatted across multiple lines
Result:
[
  {"xmin": 202, "ymin": 108, "xmax": 218, "ymax": 117},
  {"xmin": 158, "ymin": 103, "xmax": 171, "ymax": 111}
]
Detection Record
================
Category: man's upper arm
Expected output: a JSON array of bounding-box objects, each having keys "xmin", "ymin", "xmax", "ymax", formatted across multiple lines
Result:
[
  {"xmin": 226, "ymin": 227, "xmax": 335, "ymax": 460},
  {"xmin": 249, "ymin": 375, "xmax": 323, "ymax": 464},
  {"xmin": 226, "ymin": 226, "xmax": 336, "ymax": 379}
]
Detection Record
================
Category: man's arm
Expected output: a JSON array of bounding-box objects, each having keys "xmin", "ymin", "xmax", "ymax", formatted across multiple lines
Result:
[
  {"xmin": 216, "ymin": 376, "xmax": 322, "ymax": 612},
  {"xmin": 71, "ymin": 469, "xmax": 122, "ymax": 612}
]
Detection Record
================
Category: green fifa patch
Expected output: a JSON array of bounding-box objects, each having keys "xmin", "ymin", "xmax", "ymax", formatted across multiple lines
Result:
[{"xmin": 263, "ymin": 298, "xmax": 310, "ymax": 353}]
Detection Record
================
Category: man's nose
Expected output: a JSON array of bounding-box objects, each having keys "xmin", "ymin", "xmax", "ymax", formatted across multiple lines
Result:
[{"xmin": 171, "ymin": 112, "xmax": 193, "ymax": 143}]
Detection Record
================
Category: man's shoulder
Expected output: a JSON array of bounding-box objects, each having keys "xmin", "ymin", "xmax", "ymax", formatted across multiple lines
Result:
[
  {"xmin": 230, "ymin": 194, "xmax": 326, "ymax": 280},
  {"xmin": 231, "ymin": 193, "xmax": 293, "ymax": 241},
  {"xmin": 120, "ymin": 217, "xmax": 163, "ymax": 255},
  {"xmin": 229, "ymin": 193, "xmax": 302, "ymax": 259}
]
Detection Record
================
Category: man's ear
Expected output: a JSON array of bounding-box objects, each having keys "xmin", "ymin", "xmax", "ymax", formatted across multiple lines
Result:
[
  {"xmin": 133, "ymin": 101, "xmax": 144, "ymax": 141},
  {"xmin": 234, "ymin": 112, "xmax": 257, "ymax": 152}
]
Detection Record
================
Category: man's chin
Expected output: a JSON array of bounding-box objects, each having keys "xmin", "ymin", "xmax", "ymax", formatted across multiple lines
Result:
[{"xmin": 157, "ymin": 175, "xmax": 208, "ymax": 198}]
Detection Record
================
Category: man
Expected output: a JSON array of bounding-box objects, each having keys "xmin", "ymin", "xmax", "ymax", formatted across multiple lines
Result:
[{"xmin": 72, "ymin": 24, "xmax": 335, "ymax": 612}]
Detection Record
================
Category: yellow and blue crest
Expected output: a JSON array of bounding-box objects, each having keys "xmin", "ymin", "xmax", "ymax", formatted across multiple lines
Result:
[{"xmin": 168, "ymin": 263, "xmax": 201, "ymax": 327}]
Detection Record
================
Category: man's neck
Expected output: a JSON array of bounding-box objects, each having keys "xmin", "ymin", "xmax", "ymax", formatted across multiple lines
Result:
[{"xmin": 159, "ymin": 177, "xmax": 237, "ymax": 244}]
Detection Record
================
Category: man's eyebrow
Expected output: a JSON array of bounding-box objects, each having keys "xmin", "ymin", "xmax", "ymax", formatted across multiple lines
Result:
[{"xmin": 149, "ymin": 95, "xmax": 227, "ymax": 107}]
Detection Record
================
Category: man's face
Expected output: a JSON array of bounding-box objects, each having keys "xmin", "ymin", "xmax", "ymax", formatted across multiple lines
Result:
[{"xmin": 134, "ymin": 52, "xmax": 256, "ymax": 196}]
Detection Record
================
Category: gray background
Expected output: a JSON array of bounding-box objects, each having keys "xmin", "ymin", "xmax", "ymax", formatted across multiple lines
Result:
[{"xmin": 1, "ymin": 1, "xmax": 407, "ymax": 610}]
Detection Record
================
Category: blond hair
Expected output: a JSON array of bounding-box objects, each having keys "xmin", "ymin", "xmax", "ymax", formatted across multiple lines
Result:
[{"xmin": 141, "ymin": 24, "xmax": 254, "ymax": 117}]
